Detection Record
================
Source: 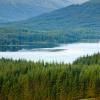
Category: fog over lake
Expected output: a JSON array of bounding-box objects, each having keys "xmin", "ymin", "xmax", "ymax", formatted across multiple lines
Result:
[{"xmin": 0, "ymin": 43, "xmax": 100, "ymax": 63}]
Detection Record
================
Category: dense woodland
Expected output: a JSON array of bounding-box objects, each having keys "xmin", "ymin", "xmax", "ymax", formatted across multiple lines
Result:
[
  {"xmin": 0, "ymin": 28, "xmax": 99, "ymax": 46},
  {"xmin": 0, "ymin": 27, "xmax": 100, "ymax": 51},
  {"xmin": 0, "ymin": 53, "xmax": 100, "ymax": 100}
]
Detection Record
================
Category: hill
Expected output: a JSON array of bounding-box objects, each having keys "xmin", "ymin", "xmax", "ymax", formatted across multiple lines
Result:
[
  {"xmin": 0, "ymin": 0, "xmax": 100, "ymax": 51},
  {"xmin": 14, "ymin": 0, "xmax": 100, "ymax": 32},
  {"xmin": 0, "ymin": 0, "xmax": 86, "ymax": 23}
]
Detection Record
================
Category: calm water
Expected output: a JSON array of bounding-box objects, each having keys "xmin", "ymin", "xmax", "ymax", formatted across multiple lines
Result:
[{"xmin": 0, "ymin": 43, "xmax": 100, "ymax": 63}]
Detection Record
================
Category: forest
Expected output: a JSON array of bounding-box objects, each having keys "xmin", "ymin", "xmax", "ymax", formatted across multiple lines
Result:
[
  {"xmin": 0, "ymin": 53, "xmax": 100, "ymax": 100},
  {"xmin": 0, "ymin": 27, "xmax": 100, "ymax": 50}
]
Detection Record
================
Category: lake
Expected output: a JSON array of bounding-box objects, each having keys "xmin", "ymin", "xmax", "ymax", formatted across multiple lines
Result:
[{"xmin": 0, "ymin": 43, "xmax": 100, "ymax": 63}]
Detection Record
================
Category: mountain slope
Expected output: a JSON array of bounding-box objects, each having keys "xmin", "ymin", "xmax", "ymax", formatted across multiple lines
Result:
[
  {"xmin": 0, "ymin": 0, "xmax": 100, "ymax": 51},
  {"xmin": 15, "ymin": 0, "xmax": 100, "ymax": 31},
  {"xmin": 0, "ymin": 0, "xmax": 88, "ymax": 23},
  {"xmin": 3, "ymin": 0, "xmax": 99, "ymax": 31}
]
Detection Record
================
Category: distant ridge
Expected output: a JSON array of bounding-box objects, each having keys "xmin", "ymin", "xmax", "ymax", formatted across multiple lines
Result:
[
  {"xmin": 0, "ymin": 0, "xmax": 100, "ymax": 48},
  {"xmin": 8, "ymin": 0, "xmax": 99, "ymax": 31},
  {"xmin": 0, "ymin": 0, "xmax": 88, "ymax": 23}
]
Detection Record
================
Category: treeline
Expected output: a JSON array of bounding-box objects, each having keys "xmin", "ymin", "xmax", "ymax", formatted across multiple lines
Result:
[
  {"xmin": 0, "ymin": 54, "xmax": 100, "ymax": 100},
  {"xmin": 74, "ymin": 53, "xmax": 100, "ymax": 65},
  {"xmin": 0, "ymin": 27, "xmax": 100, "ymax": 51}
]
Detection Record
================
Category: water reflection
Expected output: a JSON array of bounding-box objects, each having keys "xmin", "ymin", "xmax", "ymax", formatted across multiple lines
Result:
[{"xmin": 0, "ymin": 43, "xmax": 58, "ymax": 51}]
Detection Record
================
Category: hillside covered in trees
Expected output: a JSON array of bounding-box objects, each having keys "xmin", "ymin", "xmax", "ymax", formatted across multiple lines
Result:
[
  {"xmin": 0, "ymin": 53, "xmax": 100, "ymax": 100},
  {"xmin": 0, "ymin": 0, "xmax": 100, "ymax": 51},
  {"xmin": 1, "ymin": 27, "xmax": 100, "ymax": 51}
]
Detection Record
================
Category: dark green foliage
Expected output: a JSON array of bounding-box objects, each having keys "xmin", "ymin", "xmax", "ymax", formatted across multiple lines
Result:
[
  {"xmin": 0, "ymin": 27, "xmax": 100, "ymax": 51},
  {"xmin": 0, "ymin": 54, "xmax": 100, "ymax": 100},
  {"xmin": 73, "ymin": 53, "xmax": 100, "ymax": 65}
]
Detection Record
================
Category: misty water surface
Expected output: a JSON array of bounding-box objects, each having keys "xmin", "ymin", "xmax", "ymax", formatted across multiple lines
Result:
[{"xmin": 0, "ymin": 43, "xmax": 100, "ymax": 63}]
